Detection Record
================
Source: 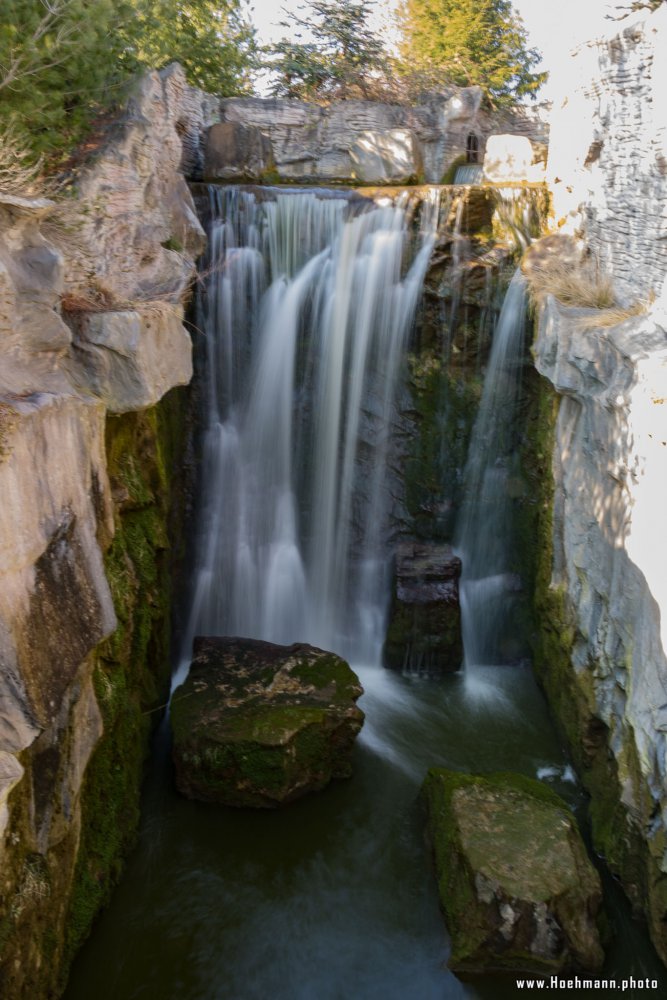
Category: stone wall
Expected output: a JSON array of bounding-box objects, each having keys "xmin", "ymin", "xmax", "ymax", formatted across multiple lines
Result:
[
  {"xmin": 200, "ymin": 90, "xmax": 548, "ymax": 187},
  {"xmin": 533, "ymin": 296, "xmax": 667, "ymax": 964},
  {"xmin": 547, "ymin": 5, "xmax": 667, "ymax": 304},
  {"xmin": 0, "ymin": 65, "xmax": 200, "ymax": 997}
]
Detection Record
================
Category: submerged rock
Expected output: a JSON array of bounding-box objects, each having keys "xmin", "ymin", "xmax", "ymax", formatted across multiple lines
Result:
[
  {"xmin": 422, "ymin": 768, "xmax": 604, "ymax": 974},
  {"xmin": 384, "ymin": 542, "xmax": 462, "ymax": 672},
  {"xmin": 171, "ymin": 637, "xmax": 364, "ymax": 807}
]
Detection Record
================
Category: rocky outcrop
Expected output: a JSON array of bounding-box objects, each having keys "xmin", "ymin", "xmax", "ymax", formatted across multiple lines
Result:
[
  {"xmin": 171, "ymin": 637, "xmax": 364, "ymax": 807},
  {"xmin": 0, "ymin": 63, "xmax": 199, "ymax": 998},
  {"xmin": 423, "ymin": 768, "xmax": 604, "ymax": 974},
  {"xmin": 214, "ymin": 90, "xmax": 484, "ymax": 184},
  {"xmin": 483, "ymin": 134, "xmax": 546, "ymax": 184},
  {"xmin": 533, "ymin": 294, "xmax": 667, "ymax": 964},
  {"xmin": 384, "ymin": 542, "xmax": 462, "ymax": 672},
  {"xmin": 204, "ymin": 121, "xmax": 275, "ymax": 182},
  {"xmin": 547, "ymin": 5, "xmax": 667, "ymax": 305}
]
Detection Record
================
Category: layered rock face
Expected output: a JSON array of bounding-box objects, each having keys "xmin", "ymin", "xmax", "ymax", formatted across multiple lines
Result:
[
  {"xmin": 207, "ymin": 90, "xmax": 484, "ymax": 185},
  {"xmin": 533, "ymin": 298, "xmax": 667, "ymax": 963},
  {"xmin": 533, "ymin": 4, "xmax": 667, "ymax": 966},
  {"xmin": 171, "ymin": 637, "xmax": 364, "ymax": 807},
  {"xmin": 423, "ymin": 769, "xmax": 604, "ymax": 974},
  {"xmin": 0, "ymin": 65, "xmax": 201, "ymax": 997},
  {"xmin": 547, "ymin": 5, "xmax": 667, "ymax": 304}
]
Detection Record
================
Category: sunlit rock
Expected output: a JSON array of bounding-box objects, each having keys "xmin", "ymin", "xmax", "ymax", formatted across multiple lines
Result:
[
  {"xmin": 546, "ymin": 4, "xmax": 667, "ymax": 303},
  {"xmin": 171, "ymin": 637, "xmax": 365, "ymax": 807},
  {"xmin": 70, "ymin": 304, "xmax": 192, "ymax": 413},
  {"xmin": 483, "ymin": 134, "xmax": 545, "ymax": 184},
  {"xmin": 423, "ymin": 768, "xmax": 604, "ymax": 974},
  {"xmin": 350, "ymin": 129, "xmax": 421, "ymax": 184},
  {"xmin": 534, "ymin": 294, "xmax": 667, "ymax": 963}
]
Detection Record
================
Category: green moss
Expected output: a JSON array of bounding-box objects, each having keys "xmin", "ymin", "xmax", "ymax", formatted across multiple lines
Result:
[
  {"xmin": 60, "ymin": 387, "xmax": 190, "ymax": 978},
  {"xmin": 404, "ymin": 351, "xmax": 481, "ymax": 541},
  {"xmin": 289, "ymin": 653, "xmax": 359, "ymax": 699},
  {"xmin": 525, "ymin": 360, "xmax": 667, "ymax": 962},
  {"xmin": 423, "ymin": 768, "xmax": 602, "ymax": 973},
  {"xmin": 441, "ymin": 155, "xmax": 467, "ymax": 185},
  {"xmin": 161, "ymin": 237, "xmax": 184, "ymax": 253}
]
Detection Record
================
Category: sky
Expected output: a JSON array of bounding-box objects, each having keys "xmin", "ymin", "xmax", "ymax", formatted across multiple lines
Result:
[{"xmin": 250, "ymin": 0, "xmax": 622, "ymax": 99}]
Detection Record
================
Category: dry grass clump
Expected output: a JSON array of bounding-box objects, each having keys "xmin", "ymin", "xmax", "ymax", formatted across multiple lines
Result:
[
  {"xmin": 522, "ymin": 235, "xmax": 650, "ymax": 327},
  {"xmin": 525, "ymin": 255, "xmax": 616, "ymax": 310}
]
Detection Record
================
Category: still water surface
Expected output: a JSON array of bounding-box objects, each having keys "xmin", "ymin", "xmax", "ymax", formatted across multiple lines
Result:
[{"xmin": 65, "ymin": 663, "xmax": 666, "ymax": 1000}]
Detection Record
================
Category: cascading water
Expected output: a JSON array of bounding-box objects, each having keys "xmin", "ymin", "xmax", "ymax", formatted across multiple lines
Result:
[
  {"xmin": 64, "ymin": 184, "xmax": 667, "ymax": 1000},
  {"xmin": 453, "ymin": 163, "xmax": 484, "ymax": 185},
  {"xmin": 454, "ymin": 270, "xmax": 528, "ymax": 689},
  {"xmin": 173, "ymin": 186, "xmax": 439, "ymax": 688}
]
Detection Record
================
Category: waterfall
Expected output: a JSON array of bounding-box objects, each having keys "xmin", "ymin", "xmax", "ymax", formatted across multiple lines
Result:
[
  {"xmin": 174, "ymin": 187, "xmax": 439, "ymax": 686},
  {"xmin": 454, "ymin": 270, "xmax": 528, "ymax": 680},
  {"xmin": 453, "ymin": 164, "xmax": 484, "ymax": 185}
]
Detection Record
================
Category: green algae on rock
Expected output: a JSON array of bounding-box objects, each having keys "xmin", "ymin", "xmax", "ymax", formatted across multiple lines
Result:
[
  {"xmin": 384, "ymin": 541, "xmax": 462, "ymax": 672},
  {"xmin": 422, "ymin": 768, "xmax": 604, "ymax": 975},
  {"xmin": 171, "ymin": 637, "xmax": 365, "ymax": 808}
]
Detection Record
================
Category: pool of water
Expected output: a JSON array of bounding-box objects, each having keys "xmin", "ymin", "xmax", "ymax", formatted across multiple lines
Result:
[{"xmin": 64, "ymin": 662, "xmax": 667, "ymax": 1000}]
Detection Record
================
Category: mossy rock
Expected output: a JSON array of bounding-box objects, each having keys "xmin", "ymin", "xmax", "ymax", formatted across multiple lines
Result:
[
  {"xmin": 171, "ymin": 637, "xmax": 364, "ymax": 807},
  {"xmin": 422, "ymin": 768, "xmax": 605, "ymax": 975},
  {"xmin": 384, "ymin": 542, "xmax": 463, "ymax": 672}
]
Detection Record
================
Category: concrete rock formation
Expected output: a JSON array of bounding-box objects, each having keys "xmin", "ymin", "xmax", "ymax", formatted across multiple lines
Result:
[
  {"xmin": 534, "ymin": 294, "xmax": 667, "ymax": 964},
  {"xmin": 423, "ymin": 768, "xmax": 604, "ymax": 974},
  {"xmin": 171, "ymin": 637, "xmax": 365, "ymax": 807},
  {"xmin": 213, "ymin": 91, "xmax": 482, "ymax": 184},
  {"xmin": 384, "ymin": 542, "xmax": 463, "ymax": 672},
  {"xmin": 0, "ymin": 64, "xmax": 202, "ymax": 998},
  {"xmin": 547, "ymin": 4, "xmax": 667, "ymax": 305}
]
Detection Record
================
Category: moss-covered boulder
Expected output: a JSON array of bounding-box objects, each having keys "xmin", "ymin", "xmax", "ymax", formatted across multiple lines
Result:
[
  {"xmin": 384, "ymin": 542, "xmax": 462, "ymax": 672},
  {"xmin": 422, "ymin": 768, "xmax": 604, "ymax": 974},
  {"xmin": 171, "ymin": 637, "xmax": 364, "ymax": 807}
]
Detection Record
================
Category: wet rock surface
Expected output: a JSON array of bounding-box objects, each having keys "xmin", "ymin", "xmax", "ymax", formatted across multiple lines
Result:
[
  {"xmin": 384, "ymin": 542, "xmax": 462, "ymax": 672},
  {"xmin": 422, "ymin": 768, "xmax": 605, "ymax": 974},
  {"xmin": 171, "ymin": 637, "xmax": 365, "ymax": 807}
]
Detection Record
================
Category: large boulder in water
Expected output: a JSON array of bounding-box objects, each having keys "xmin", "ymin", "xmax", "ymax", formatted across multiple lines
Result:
[
  {"xmin": 171, "ymin": 637, "xmax": 364, "ymax": 807},
  {"xmin": 422, "ymin": 768, "xmax": 605, "ymax": 974},
  {"xmin": 384, "ymin": 542, "xmax": 463, "ymax": 672}
]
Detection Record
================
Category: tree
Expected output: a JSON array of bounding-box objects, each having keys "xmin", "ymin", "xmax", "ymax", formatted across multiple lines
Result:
[
  {"xmin": 396, "ymin": 0, "xmax": 546, "ymax": 107},
  {"xmin": 0, "ymin": 0, "xmax": 133, "ymax": 157},
  {"xmin": 267, "ymin": 0, "xmax": 390, "ymax": 101},
  {"xmin": 0, "ymin": 0, "xmax": 256, "ymax": 164},
  {"xmin": 130, "ymin": 0, "xmax": 257, "ymax": 95}
]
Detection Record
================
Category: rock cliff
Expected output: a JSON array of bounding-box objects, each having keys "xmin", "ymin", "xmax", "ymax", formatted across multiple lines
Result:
[
  {"xmin": 547, "ymin": 4, "xmax": 667, "ymax": 305},
  {"xmin": 533, "ymin": 297, "xmax": 667, "ymax": 963},
  {"xmin": 533, "ymin": 5, "xmax": 667, "ymax": 965},
  {"xmin": 0, "ymin": 65, "xmax": 202, "ymax": 997}
]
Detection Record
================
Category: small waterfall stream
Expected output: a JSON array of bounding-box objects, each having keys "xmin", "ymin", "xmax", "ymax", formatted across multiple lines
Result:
[{"xmin": 454, "ymin": 271, "xmax": 528, "ymax": 689}]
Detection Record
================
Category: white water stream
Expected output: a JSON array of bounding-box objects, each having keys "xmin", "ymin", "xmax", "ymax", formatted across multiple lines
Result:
[
  {"xmin": 173, "ymin": 187, "xmax": 440, "ymax": 688},
  {"xmin": 454, "ymin": 270, "xmax": 529, "ymax": 693}
]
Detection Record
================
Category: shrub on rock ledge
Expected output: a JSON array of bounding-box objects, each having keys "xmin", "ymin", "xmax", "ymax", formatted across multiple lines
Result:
[
  {"xmin": 422, "ymin": 768, "xmax": 605, "ymax": 974},
  {"xmin": 170, "ymin": 636, "xmax": 364, "ymax": 807}
]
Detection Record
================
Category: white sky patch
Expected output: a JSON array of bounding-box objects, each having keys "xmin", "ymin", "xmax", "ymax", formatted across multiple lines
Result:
[{"xmin": 250, "ymin": 0, "xmax": 623, "ymax": 98}]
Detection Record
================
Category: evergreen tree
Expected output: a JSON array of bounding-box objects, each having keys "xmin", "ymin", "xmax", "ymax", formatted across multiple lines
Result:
[
  {"xmin": 0, "ymin": 0, "xmax": 256, "ymax": 164},
  {"xmin": 131, "ymin": 0, "xmax": 256, "ymax": 95},
  {"xmin": 268, "ymin": 0, "xmax": 389, "ymax": 101},
  {"xmin": 396, "ymin": 0, "xmax": 545, "ymax": 107}
]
